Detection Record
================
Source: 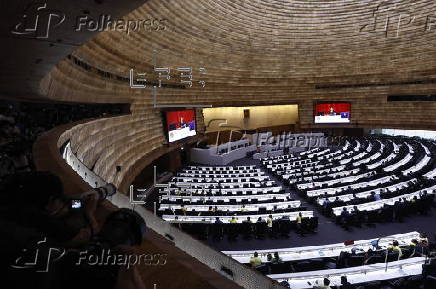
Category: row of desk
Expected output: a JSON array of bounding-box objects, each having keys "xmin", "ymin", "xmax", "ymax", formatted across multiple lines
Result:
[
  {"xmin": 178, "ymin": 172, "xmax": 264, "ymax": 178},
  {"xmin": 316, "ymin": 179, "xmax": 417, "ymax": 205},
  {"xmin": 160, "ymin": 186, "xmax": 283, "ymax": 195},
  {"xmin": 159, "ymin": 200, "xmax": 301, "ymax": 212},
  {"xmin": 172, "ymin": 176, "xmax": 270, "ymax": 183},
  {"xmin": 159, "ymin": 192, "xmax": 290, "ymax": 202},
  {"xmin": 290, "ymin": 168, "xmax": 360, "ymax": 184},
  {"xmin": 162, "ymin": 210, "xmax": 314, "ymax": 223},
  {"xmin": 269, "ymin": 257, "xmax": 425, "ymax": 288},
  {"xmin": 332, "ymin": 184, "xmax": 436, "ymax": 216},
  {"xmin": 306, "ymin": 175, "xmax": 397, "ymax": 197},
  {"xmin": 187, "ymin": 165, "xmax": 256, "ymax": 170},
  {"xmin": 168, "ymin": 180, "xmax": 276, "ymax": 189},
  {"xmin": 223, "ymin": 231, "xmax": 420, "ymax": 263},
  {"xmin": 297, "ymin": 171, "xmax": 376, "ymax": 190}
]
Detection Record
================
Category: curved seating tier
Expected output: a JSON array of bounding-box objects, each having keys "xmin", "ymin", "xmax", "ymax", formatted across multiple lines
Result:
[{"xmin": 263, "ymin": 136, "xmax": 436, "ymax": 227}]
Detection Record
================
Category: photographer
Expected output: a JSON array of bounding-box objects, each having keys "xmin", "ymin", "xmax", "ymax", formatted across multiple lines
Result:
[
  {"xmin": 0, "ymin": 171, "xmax": 109, "ymax": 246},
  {"xmin": 0, "ymin": 171, "xmax": 147, "ymax": 289}
]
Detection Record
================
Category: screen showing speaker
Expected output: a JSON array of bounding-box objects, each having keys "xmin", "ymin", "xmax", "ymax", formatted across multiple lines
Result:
[
  {"xmin": 314, "ymin": 102, "xmax": 351, "ymax": 123},
  {"xmin": 164, "ymin": 110, "xmax": 197, "ymax": 142}
]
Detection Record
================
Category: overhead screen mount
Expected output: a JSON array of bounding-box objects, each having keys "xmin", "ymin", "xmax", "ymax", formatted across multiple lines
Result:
[{"xmin": 314, "ymin": 101, "xmax": 351, "ymax": 124}]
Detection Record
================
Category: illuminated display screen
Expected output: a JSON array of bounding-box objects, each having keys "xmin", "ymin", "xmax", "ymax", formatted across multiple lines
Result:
[
  {"xmin": 314, "ymin": 102, "xmax": 351, "ymax": 124},
  {"xmin": 164, "ymin": 110, "xmax": 197, "ymax": 142}
]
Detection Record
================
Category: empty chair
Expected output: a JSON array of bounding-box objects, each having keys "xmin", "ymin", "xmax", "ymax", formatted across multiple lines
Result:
[
  {"xmin": 278, "ymin": 219, "xmax": 292, "ymax": 237},
  {"xmin": 255, "ymin": 264, "xmax": 269, "ymax": 274},
  {"xmin": 269, "ymin": 262, "xmax": 288, "ymax": 274},
  {"xmin": 255, "ymin": 220, "xmax": 267, "ymax": 239},
  {"xmin": 292, "ymin": 260, "xmax": 325, "ymax": 272}
]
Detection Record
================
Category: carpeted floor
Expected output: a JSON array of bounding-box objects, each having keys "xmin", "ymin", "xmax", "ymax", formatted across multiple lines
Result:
[{"xmin": 206, "ymin": 157, "xmax": 436, "ymax": 251}]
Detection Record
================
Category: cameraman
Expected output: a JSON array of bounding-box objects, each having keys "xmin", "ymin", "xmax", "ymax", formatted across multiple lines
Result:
[
  {"xmin": 1, "ymin": 171, "xmax": 147, "ymax": 289},
  {"xmin": 0, "ymin": 171, "xmax": 107, "ymax": 246}
]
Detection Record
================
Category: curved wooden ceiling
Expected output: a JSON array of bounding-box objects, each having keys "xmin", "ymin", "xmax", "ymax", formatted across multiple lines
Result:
[
  {"xmin": 16, "ymin": 0, "xmax": 436, "ymax": 192},
  {"xmin": 73, "ymin": 0, "xmax": 436, "ymax": 80}
]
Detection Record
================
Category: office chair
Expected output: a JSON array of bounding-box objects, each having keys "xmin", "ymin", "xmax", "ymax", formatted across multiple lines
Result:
[
  {"xmin": 279, "ymin": 219, "xmax": 292, "ymax": 237},
  {"xmin": 293, "ymin": 261, "xmax": 313, "ymax": 272},
  {"xmin": 347, "ymin": 255, "xmax": 365, "ymax": 267},
  {"xmin": 227, "ymin": 223, "xmax": 238, "ymax": 241},
  {"xmin": 255, "ymin": 264, "xmax": 269, "ymax": 275},
  {"xmin": 255, "ymin": 221, "xmax": 267, "ymax": 239},
  {"xmin": 241, "ymin": 222, "xmax": 253, "ymax": 239},
  {"xmin": 269, "ymin": 262, "xmax": 288, "ymax": 274},
  {"xmin": 211, "ymin": 223, "xmax": 224, "ymax": 240}
]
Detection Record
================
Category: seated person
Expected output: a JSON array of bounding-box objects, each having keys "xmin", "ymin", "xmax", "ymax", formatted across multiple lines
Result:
[
  {"xmin": 389, "ymin": 240, "xmax": 403, "ymax": 259},
  {"xmin": 322, "ymin": 196, "xmax": 330, "ymax": 209},
  {"xmin": 410, "ymin": 239, "xmax": 419, "ymax": 248},
  {"xmin": 341, "ymin": 207, "xmax": 350, "ymax": 219},
  {"xmin": 412, "ymin": 239, "xmax": 429, "ymax": 257},
  {"xmin": 374, "ymin": 192, "xmax": 381, "ymax": 201},
  {"xmin": 339, "ymin": 276, "xmax": 354, "ymax": 289},
  {"xmin": 271, "ymin": 252, "xmax": 283, "ymax": 264},
  {"xmin": 369, "ymin": 192, "xmax": 377, "ymax": 202},
  {"xmin": 328, "ymin": 107, "xmax": 336, "ymax": 116},
  {"xmin": 249, "ymin": 252, "xmax": 262, "ymax": 268},
  {"xmin": 256, "ymin": 217, "xmax": 265, "ymax": 223}
]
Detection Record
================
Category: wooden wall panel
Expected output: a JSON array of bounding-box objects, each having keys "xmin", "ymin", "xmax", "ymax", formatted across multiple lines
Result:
[{"xmin": 36, "ymin": 0, "xmax": 436, "ymax": 192}]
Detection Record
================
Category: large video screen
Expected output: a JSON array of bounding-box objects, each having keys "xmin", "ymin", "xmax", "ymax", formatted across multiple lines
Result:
[
  {"xmin": 314, "ymin": 102, "xmax": 351, "ymax": 124},
  {"xmin": 164, "ymin": 110, "xmax": 197, "ymax": 142}
]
